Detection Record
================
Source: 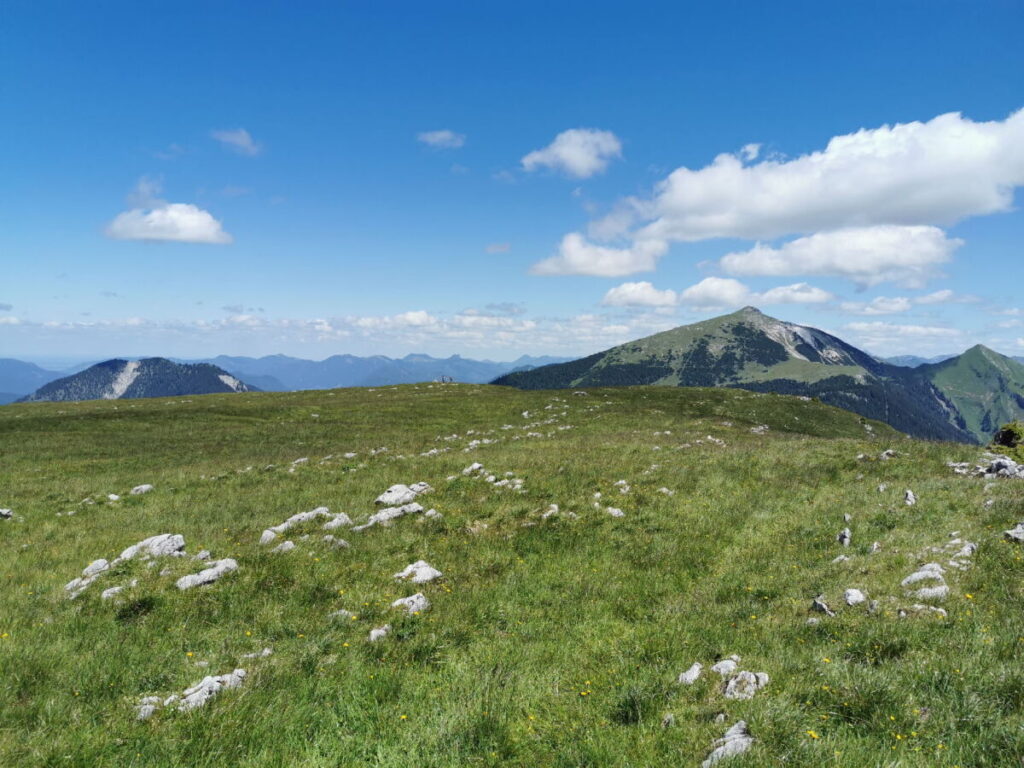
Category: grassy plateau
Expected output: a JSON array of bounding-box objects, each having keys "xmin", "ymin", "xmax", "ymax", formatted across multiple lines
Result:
[{"xmin": 1, "ymin": 383, "xmax": 1023, "ymax": 767}]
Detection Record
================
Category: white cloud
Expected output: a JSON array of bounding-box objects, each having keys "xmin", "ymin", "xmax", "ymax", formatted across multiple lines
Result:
[
  {"xmin": 211, "ymin": 128, "xmax": 262, "ymax": 156},
  {"xmin": 417, "ymin": 129, "xmax": 466, "ymax": 149},
  {"xmin": 602, "ymin": 282, "xmax": 679, "ymax": 307},
  {"xmin": 531, "ymin": 233, "xmax": 667, "ymax": 277},
  {"xmin": 845, "ymin": 321, "xmax": 962, "ymax": 338},
  {"xmin": 107, "ymin": 204, "xmax": 232, "ymax": 244},
  {"xmin": 758, "ymin": 282, "xmax": 834, "ymax": 304},
  {"xmin": 841, "ymin": 288, "xmax": 968, "ymax": 315},
  {"xmin": 720, "ymin": 225, "xmax": 960, "ymax": 288},
  {"xmin": 485, "ymin": 242, "xmax": 511, "ymax": 254},
  {"xmin": 740, "ymin": 143, "xmax": 761, "ymax": 161},
  {"xmin": 631, "ymin": 107, "xmax": 1024, "ymax": 243},
  {"xmin": 915, "ymin": 289, "xmax": 954, "ymax": 305},
  {"xmin": 1017, "ymin": 338, "xmax": 1024, "ymax": 349},
  {"xmin": 522, "ymin": 128, "xmax": 622, "ymax": 178},
  {"xmin": 678, "ymin": 277, "xmax": 832, "ymax": 310},
  {"xmin": 0, "ymin": 316, "xmax": 20, "ymax": 325},
  {"xmin": 106, "ymin": 178, "xmax": 232, "ymax": 245}
]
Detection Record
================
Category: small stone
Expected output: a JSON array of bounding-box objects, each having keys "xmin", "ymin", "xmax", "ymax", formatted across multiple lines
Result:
[
  {"xmin": 322, "ymin": 513, "xmax": 353, "ymax": 530},
  {"xmin": 905, "ymin": 490, "xmax": 917, "ymax": 506},
  {"xmin": 369, "ymin": 624, "xmax": 391, "ymax": 642},
  {"xmin": 844, "ymin": 588, "xmax": 867, "ymax": 606},
  {"xmin": 375, "ymin": 484, "xmax": 418, "ymax": 506},
  {"xmin": 271, "ymin": 540, "xmax": 296, "ymax": 554},
  {"xmin": 901, "ymin": 563, "xmax": 945, "ymax": 587},
  {"xmin": 391, "ymin": 593, "xmax": 430, "ymax": 614},
  {"xmin": 831, "ymin": 554, "xmax": 850, "ymax": 564},
  {"xmin": 393, "ymin": 560, "xmax": 442, "ymax": 584},
  {"xmin": 908, "ymin": 584, "xmax": 949, "ymax": 602},
  {"xmin": 723, "ymin": 671, "xmax": 769, "ymax": 700},
  {"xmin": 711, "ymin": 656, "xmax": 740, "ymax": 677},
  {"xmin": 678, "ymin": 662, "xmax": 703, "ymax": 685},
  {"xmin": 130, "ymin": 484, "xmax": 154, "ymax": 495},
  {"xmin": 661, "ymin": 713, "xmax": 675, "ymax": 728},
  {"xmin": 606, "ymin": 507, "xmax": 625, "ymax": 518},
  {"xmin": 810, "ymin": 596, "xmax": 835, "ymax": 617},
  {"xmin": 702, "ymin": 720, "xmax": 754, "ymax": 767},
  {"xmin": 259, "ymin": 530, "xmax": 277, "ymax": 545},
  {"xmin": 871, "ymin": 541, "xmax": 882, "ymax": 554},
  {"xmin": 1004, "ymin": 523, "xmax": 1024, "ymax": 543},
  {"xmin": 176, "ymin": 559, "xmax": 238, "ymax": 590},
  {"xmin": 837, "ymin": 528, "xmax": 852, "ymax": 547}
]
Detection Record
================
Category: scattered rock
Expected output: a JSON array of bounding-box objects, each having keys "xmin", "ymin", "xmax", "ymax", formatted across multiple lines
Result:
[
  {"xmin": 353, "ymin": 502, "xmax": 425, "ymax": 531},
  {"xmin": 831, "ymin": 554, "xmax": 850, "ymax": 564},
  {"xmin": 271, "ymin": 540, "xmax": 296, "ymax": 554},
  {"xmin": 375, "ymin": 484, "xmax": 426, "ymax": 506},
  {"xmin": 391, "ymin": 593, "xmax": 430, "ymax": 614},
  {"xmin": 130, "ymin": 484, "xmax": 154, "ymax": 495},
  {"xmin": 711, "ymin": 656, "xmax": 740, "ymax": 677},
  {"xmin": 871, "ymin": 541, "xmax": 882, "ymax": 554},
  {"xmin": 837, "ymin": 528, "xmax": 851, "ymax": 547},
  {"xmin": 905, "ymin": 490, "xmax": 917, "ymax": 506},
  {"xmin": 810, "ymin": 596, "xmax": 835, "ymax": 617},
  {"xmin": 176, "ymin": 559, "xmax": 238, "ymax": 590},
  {"xmin": 702, "ymin": 720, "xmax": 754, "ymax": 767},
  {"xmin": 0, "ymin": 508, "xmax": 12, "ymax": 520},
  {"xmin": 678, "ymin": 662, "xmax": 703, "ymax": 685},
  {"xmin": 844, "ymin": 588, "xmax": 867, "ymax": 606},
  {"xmin": 369, "ymin": 624, "xmax": 391, "ymax": 642},
  {"xmin": 901, "ymin": 563, "xmax": 945, "ymax": 587},
  {"xmin": 1004, "ymin": 523, "xmax": 1024, "ymax": 543},
  {"xmin": 606, "ymin": 507, "xmax": 625, "ymax": 518},
  {"xmin": 723, "ymin": 671, "xmax": 769, "ymax": 700},
  {"xmin": 137, "ymin": 669, "xmax": 247, "ymax": 721},
  {"xmin": 241, "ymin": 648, "xmax": 273, "ymax": 659},
  {"xmin": 880, "ymin": 449, "xmax": 898, "ymax": 460},
  {"xmin": 393, "ymin": 560, "xmax": 442, "ymax": 584}
]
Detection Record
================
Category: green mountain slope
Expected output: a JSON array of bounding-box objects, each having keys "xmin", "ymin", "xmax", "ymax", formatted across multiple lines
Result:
[
  {"xmin": 494, "ymin": 307, "xmax": 973, "ymax": 443},
  {"xmin": 921, "ymin": 345, "xmax": 1024, "ymax": 442},
  {"xmin": 2, "ymin": 385, "xmax": 1022, "ymax": 767}
]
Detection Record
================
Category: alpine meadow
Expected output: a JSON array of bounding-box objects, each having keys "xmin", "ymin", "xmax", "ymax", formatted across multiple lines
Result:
[
  {"xmin": 5, "ymin": 3, "xmax": 1024, "ymax": 767},
  {"xmin": 3, "ymin": 383, "xmax": 1024, "ymax": 766}
]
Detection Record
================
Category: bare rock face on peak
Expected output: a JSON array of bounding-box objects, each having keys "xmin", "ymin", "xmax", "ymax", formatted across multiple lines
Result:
[
  {"xmin": 493, "ymin": 307, "xmax": 981, "ymax": 444},
  {"xmin": 18, "ymin": 358, "xmax": 257, "ymax": 402}
]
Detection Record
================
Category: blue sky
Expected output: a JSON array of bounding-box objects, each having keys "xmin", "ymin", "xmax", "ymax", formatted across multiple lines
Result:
[{"xmin": 2, "ymin": 1, "xmax": 1023, "ymax": 365}]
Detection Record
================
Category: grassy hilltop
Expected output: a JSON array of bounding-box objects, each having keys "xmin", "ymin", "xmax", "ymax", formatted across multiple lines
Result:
[{"xmin": 1, "ymin": 384, "xmax": 1023, "ymax": 767}]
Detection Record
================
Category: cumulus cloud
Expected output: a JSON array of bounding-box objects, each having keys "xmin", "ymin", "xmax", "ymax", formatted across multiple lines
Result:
[
  {"xmin": 632, "ymin": 108, "xmax": 1024, "ymax": 243},
  {"xmin": 720, "ymin": 225, "xmax": 961, "ymax": 288},
  {"xmin": 0, "ymin": 316, "xmax": 20, "ymax": 325},
  {"xmin": 417, "ymin": 129, "xmax": 466, "ymax": 149},
  {"xmin": 678, "ymin": 277, "xmax": 832, "ymax": 310},
  {"xmin": 211, "ymin": 128, "xmax": 262, "ymax": 156},
  {"xmin": 602, "ymin": 282, "xmax": 679, "ymax": 307},
  {"xmin": 531, "ymin": 233, "xmax": 667, "ymax": 277},
  {"xmin": 522, "ymin": 128, "xmax": 622, "ymax": 178},
  {"xmin": 740, "ymin": 143, "xmax": 761, "ymax": 161},
  {"xmin": 485, "ymin": 242, "xmax": 511, "ymax": 254},
  {"xmin": 841, "ymin": 289, "xmax": 967, "ymax": 315},
  {"xmin": 106, "ymin": 178, "xmax": 232, "ymax": 244}
]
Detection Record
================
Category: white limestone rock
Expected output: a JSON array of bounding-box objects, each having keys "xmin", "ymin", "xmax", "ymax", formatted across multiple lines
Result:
[
  {"xmin": 905, "ymin": 489, "xmax": 917, "ymax": 506},
  {"xmin": 271, "ymin": 540, "xmax": 296, "ymax": 554},
  {"xmin": 117, "ymin": 534, "xmax": 186, "ymax": 562},
  {"xmin": 259, "ymin": 529, "xmax": 277, "ymax": 545},
  {"xmin": 322, "ymin": 513, "xmax": 353, "ymax": 530},
  {"xmin": 353, "ymin": 502, "xmax": 424, "ymax": 531},
  {"xmin": 810, "ymin": 596, "xmax": 835, "ymax": 617},
  {"xmin": 130, "ymin": 484, "xmax": 154, "ymax": 495},
  {"xmin": 393, "ymin": 560, "xmax": 442, "ymax": 584},
  {"xmin": 844, "ymin": 588, "xmax": 867, "ymax": 606},
  {"xmin": 176, "ymin": 559, "xmax": 238, "ymax": 590},
  {"xmin": 391, "ymin": 593, "xmax": 431, "ymax": 614},
  {"xmin": 837, "ymin": 528, "xmax": 852, "ymax": 547},
  {"xmin": 677, "ymin": 662, "xmax": 703, "ymax": 685},
  {"xmin": 375, "ymin": 484, "xmax": 418, "ymax": 506},
  {"xmin": 369, "ymin": 624, "xmax": 391, "ymax": 642},
  {"xmin": 702, "ymin": 720, "xmax": 754, "ymax": 767},
  {"xmin": 909, "ymin": 584, "xmax": 949, "ymax": 602},
  {"xmin": 711, "ymin": 656, "xmax": 741, "ymax": 678},
  {"xmin": 901, "ymin": 563, "xmax": 945, "ymax": 587},
  {"xmin": 606, "ymin": 507, "xmax": 625, "ymax": 518},
  {"xmin": 179, "ymin": 669, "xmax": 247, "ymax": 712},
  {"xmin": 723, "ymin": 671, "xmax": 769, "ymax": 700},
  {"xmin": 1004, "ymin": 523, "xmax": 1024, "ymax": 543}
]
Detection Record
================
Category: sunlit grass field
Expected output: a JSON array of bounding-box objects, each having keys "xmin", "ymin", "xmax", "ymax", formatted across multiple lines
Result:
[{"xmin": 1, "ymin": 383, "xmax": 1022, "ymax": 767}]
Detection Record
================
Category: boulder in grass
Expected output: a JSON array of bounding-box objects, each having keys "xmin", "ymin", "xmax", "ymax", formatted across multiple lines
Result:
[
  {"xmin": 130, "ymin": 484, "xmax": 154, "ymax": 495},
  {"xmin": 176, "ymin": 559, "xmax": 238, "ymax": 590},
  {"xmin": 677, "ymin": 662, "xmax": 703, "ymax": 685},
  {"xmin": 393, "ymin": 560, "xmax": 442, "ymax": 584},
  {"xmin": 723, "ymin": 671, "xmax": 769, "ymax": 700},
  {"xmin": 391, "ymin": 593, "xmax": 430, "ymax": 614},
  {"xmin": 702, "ymin": 721, "xmax": 754, "ymax": 767}
]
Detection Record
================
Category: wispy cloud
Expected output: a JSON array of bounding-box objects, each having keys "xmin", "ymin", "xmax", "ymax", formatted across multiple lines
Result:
[
  {"xmin": 417, "ymin": 129, "xmax": 466, "ymax": 149},
  {"xmin": 485, "ymin": 242, "xmax": 511, "ymax": 254},
  {"xmin": 211, "ymin": 128, "xmax": 262, "ymax": 156}
]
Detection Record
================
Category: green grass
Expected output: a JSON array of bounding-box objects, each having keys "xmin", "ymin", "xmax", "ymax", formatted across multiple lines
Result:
[{"xmin": 1, "ymin": 384, "xmax": 1022, "ymax": 767}]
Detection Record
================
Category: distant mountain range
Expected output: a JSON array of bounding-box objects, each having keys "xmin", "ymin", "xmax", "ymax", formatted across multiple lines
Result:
[
  {"xmin": 883, "ymin": 354, "xmax": 959, "ymax": 367},
  {"xmin": 1, "ymin": 353, "xmax": 571, "ymax": 404},
  {"xmin": 18, "ymin": 358, "xmax": 254, "ymax": 402},
  {"xmin": 494, "ymin": 307, "xmax": 1024, "ymax": 445}
]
